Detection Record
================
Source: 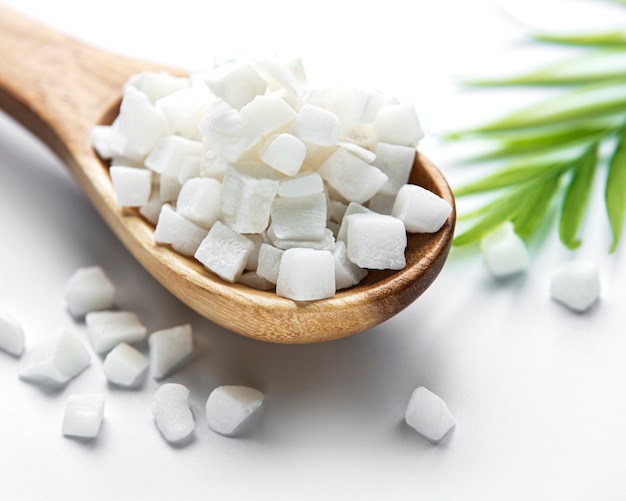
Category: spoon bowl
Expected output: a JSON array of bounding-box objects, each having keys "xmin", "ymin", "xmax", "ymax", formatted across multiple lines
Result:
[{"xmin": 0, "ymin": 6, "xmax": 455, "ymax": 344}]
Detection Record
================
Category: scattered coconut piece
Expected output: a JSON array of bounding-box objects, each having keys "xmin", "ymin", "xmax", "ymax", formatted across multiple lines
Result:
[
  {"xmin": 392, "ymin": 183, "xmax": 452, "ymax": 233},
  {"xmin": 103, "ymin": 342, "xmax": 148, "ymax": 388},
  {"xmin": 480, "ymin": 222, "xmax": 529, "ymax": 278},
  {"xmin": 62, "ymin": 394, "xmax": 105, "ymax": 439},
  {"xmin": 0, "ymin": 310, "xmax": 25, "ymax": 357},
  {"xmin": 550, "ymin": 260, "xmax": 601, "ymax": 312},
  {"xmin": 151, "ymin": 383, "xmax": 195, "ymax": 443},
  {"xmin": 19, "ymin": 328, "xmax": 91, "ymax": 387},
  {"xmin": 205, "ymin": 385, "xmax": 264, "ymax": 436},
  {"xmin": 85, "ymin": 310, "xmax": 147, "ymax": 355},
  {"xmin": 405, "ymin": 386, "xmax": 455, "ymax": 443},
  {"xmin": 65, "ymin": 266, "xmax": 116, "ymax": 317},
  {"xmin": 149, "ymin": 324, "xmax": 194, "ymax": 380}
]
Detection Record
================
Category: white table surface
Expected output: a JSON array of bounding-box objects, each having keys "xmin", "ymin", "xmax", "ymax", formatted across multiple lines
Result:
[{"xmin": 2, "ymin": 1, "xmax": 626, "ymax": 499}]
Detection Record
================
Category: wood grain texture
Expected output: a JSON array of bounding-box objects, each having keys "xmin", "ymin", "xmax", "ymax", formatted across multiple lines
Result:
[{"xmin": 0, "ymin": 5, "xmax": 456, "ymax": 343}]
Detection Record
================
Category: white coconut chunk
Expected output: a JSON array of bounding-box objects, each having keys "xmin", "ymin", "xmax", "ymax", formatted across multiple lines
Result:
[
  {"xmin": 176, "ymin": 178, "xmax": 222, "ymax": 229},
  {"xmin": 550, "ymin": 260, "xmax": 601, "ymax": 312},
  {"xmin": 19, "ymin": 328, "xmax": 91, "ymax": 386},
  {"xmin": 144, "ymin": 135, "xmax": 203, "ymax": 177},
  {"xmin": 62, "ymin": 394, "xmax": 105, "ymax": 439},
  {"xmin": 278, "ymin": 172, "xmax": 324, "ymax": 197},
  {"xmin": 346, "ymin": 213, "xmax": 407, "ymax": 270},
  {"xmin": 156, "ymin": 86, "xmax": 214, "ymax": 140},
  {"xmin": 286, "ymin": 56, "xmax": 308, "ymax": 87},
  {"xmin": 261, "ymin": 133, "xmax": 306, "ymax": 176},
  {"xmin": 318, "ymin": 147, "xmax": 388, "ymax": 204},
  {"xmin": 251, "ymin": 56, "xmax": 302, "ymax": 95},
  {"xmin": 480, "ymin": 222, "xmax": 529, "ymax": 277},
  {"xmin": 154, "ymin": 204, "xmax": 208, "ymax": 256},
  {"xmin": 238, "ymin": 272, "xmax": 275, "ymax": 291},
  {"xmin": 291, "ymin": 104, "xmax": 341, "ymax": 147},
  {"xmin": 367, "ymin": 192, "xmax": 397, "ymax": 215},
  {"xmin": 240, "ymin": 95, "xmax": 297, "ymax": 138},
  {"xmin": 392, "ymin": 184, "xmax": 452, "ymax": 233},
  {"xmin": 330, "ymin": 87, "xmax": 383, "ymax": 125},
  {"xmin": 333, "ymin": 241, "xmax": 368, "ymax": 290},
  {"xmin": 220, "ymin": 163, "xmax": 279, "ymax": 234},
  {"xmin": 244, "ymin": 233, "xmax": 266, "ymax": 271},
  {"xmin": 256, "ymin": 244, "xmax": 284, "ymax": 284},
  {"xmin": 65, "ymin": 266, "xmax": 116, "ymax": 317},
  {"xmin": 151, "ymin": 383, "xmax": 195, "ymax": 443},
  {"xmin": 374, "ymin": 142, "xmax": 416, "ymax": 195},
  {"xmin": 178, "ymin": 155, "xmax": 202, "ymax": 184},
  {"xmin": 114, "ymin": 86, "xmax": 170, "ymax": 161},
  {"xmin": 329, "ymin": 200, "xmax": 348, "ymax": 224},
  {"xmin": 85, "ymin": 311, "xmax": 147, "ymax": 355},
  {"xmin": 267, "ymin": 226, "xmax": 336, "ymax": 251},
  {"xmin": 90, "ymin": 125, "xmax": 116, "ymax": 159},
  {"xmin": 372, "ymin": 102, "xmax": 424, "ymax": 147},
  {"xmin": 109, "ymin": 166, "xmax": 152, "ymax": 207},
  {"xmin": 103, "ymin": 342, "xmax": 148, "ymax": 388},
  {"xmin": 206, "ymin": 62, "xmax": 267, "ymax": 110},
  {"xmin": 129, "ymin": 71, "xmax": 189, "ymax": 103},
  {"xmin": 139, "ymin": 192, "xmax": 165, "ymax": 225},
  {"xmin": 0, "ymin": 310, "xmax": 25, "ymax": 357},
  {"xmin": 199, "ymin": 100, "xmax": 255, "ymax": 166},
  {"xmin": 405, "ymin": 386, "xmax": 456, "ymax": 443},
  {"xmin": 337, "ymin": 140, "xmax": 377, "ymax": 164},
  {"xmin": 149, "ymin": 324, "xmax": 194, "ymax": 380},
  {"xmin": 194, "ymin": 221, "xmax": 255, "ymax": 283},
  {"xmin": 336, "ymin": 202, "xmax": 374, "ymax": 243},
  {"xmin": 158, "ymin": 173, "xmax": 182, "ymax": 202},
  {"xmin": 276, "ymin": 248, "xmax": 335, "ymax": 301},
  {"xmin": 269, "ymin": 193, "xmax": 327, "ymax": 241},
  {"xmin": 206, "ymin": 385, "xmax": 264, "ymax": 436}
]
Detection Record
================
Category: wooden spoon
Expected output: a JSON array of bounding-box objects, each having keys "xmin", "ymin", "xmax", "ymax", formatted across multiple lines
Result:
[{"xmin": 0, "ymin": 5, "xmax": 456, "ymax": 344}]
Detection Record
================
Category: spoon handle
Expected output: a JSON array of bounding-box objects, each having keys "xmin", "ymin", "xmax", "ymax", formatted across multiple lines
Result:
[{"xmin": 0, "ymin": 5, "xmax": 159, "ymax": 161}]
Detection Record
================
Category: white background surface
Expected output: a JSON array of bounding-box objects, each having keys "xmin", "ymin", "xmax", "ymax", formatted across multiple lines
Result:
[{"xmin": 2, "ymin": 1, "xmax": 626, "ymax": 499}]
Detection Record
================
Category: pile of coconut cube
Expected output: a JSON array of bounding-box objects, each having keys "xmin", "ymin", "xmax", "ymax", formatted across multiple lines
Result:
[{"xmin": 91, "ymin": 56, "xmax": 452, "ymax": 301}]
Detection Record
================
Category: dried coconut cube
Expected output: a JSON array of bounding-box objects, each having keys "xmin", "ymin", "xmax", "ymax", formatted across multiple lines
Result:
[
  {"xmin": 85, "ymin": 311, "xmax": 147, "ymax": 354},
  {"xmin": 480, "ymin": 222, "xmax": 529, "ymax": 277},
  {"xmin": 177, "ymin": 155, "xmax": 202, "ymax": 183},
  {"xmin": 269, "ymin": 193, "xmax": 327, "ymax": 241},
  {"xmin": 154, "ymin": 204, "xmax": 208, "ymax": 256},
  {"xmin": 144, "ymin": 135, "xmax": 203, "ymax": 177},
  {"xmin": 374, "ymin": 143, "xmax": 415, "ymax": 195},
  {"xmin": 336, "ymin": 202, "xmax": 373, "ymax": 243},
  {"xmin": 405, "ymin": 386, "xmax": 456, "ymax": 443},
  {"xmin": 19, "ymin": 328, "xmax": 90, "ymax": 387},
  {"xmin": 114, "ymin": 86, "xmax": 170, "ymax": 161},
  {"xmin": 151, "ymin": 383, "xmax": 195, "ymax": 443},
  {"xmin": 244, "ymin": 233, "xmax": 266, "ymax": 271},
  {"xmin": 240, "ymin": 95, "xmax": 297, "ymax": 138},
  {"xmin": 194, "ymin": 221, "xmax": 255, "ymax": 283},
  {"xmin": 129, "ymin": 71, "xmax": 189, "ymax": 103},
  {"xmin": 65, "ymin": 266, "xmax": 116, "ymax": 317},
  {"xmin": 176, "ymin": 177, "xmax": 222, "ymax": 229},
  {"xmin": 238, "ymin": 271, "xmax": 275, "ymax": 291},
  {"xmin": 330, "ymin": 87, "xmax": 383, "ymax": 125},
  {"xmin": 205, "ymin": 385, "xmax": 264, "ymax": 436},
  {"xmin": 220, "ymin": 163, "xmax": 279, "ymax": 234},
  {"xmin": 256, "ymin": 244, "xmax": 284, "ymax": 284},
  {"xmin": 337, "ymin": 140, "xmax": 377, "ymax": 163},
  {"xmin": 156, "ymin": 86, "xmax": 214, "ymax": 140},
  {"xmin": 199, "ymin": 100, "xmax": 253, "ymax": 165},
  {"xmin": 291, "ymin": 104, "xmax": 341, "ymax": 147},
  {"xmin": 0, "ymin": 310, "xmax": 25, "ymax": 357},
  {"xmin": 90, "ymin": 125, "xmax": 116, "ymax": 159},
  {"xmin": 205, "ymin": 62, "xmax": 267, "ymax": 110},
  {"xmin": 318, "ymin": 147, "xmax": 388, "ymax": 204},
  {"xmin": 62, "ymin": 394, "xmax": 105, "ymax": 439},
  {"xmin": 346, "ymin": 213, "xmax": 407, "ymax": 270},
  {"xmin": 103, "ymin": 342, "xmax": 148, "ymax": 388},
  {"xmin": 251, "ymin": 56, "xmax": 302, "ymax": 95},
  {"xmin": 550, "ymin": 260, "xmax": 600, "ymax": 312},
  {"xmin": 149, "ymin": 324, "xmax": 194, "ymax": 380},
  {"xmin": 267, "ymin": 226, "xmax": 336, "ymax": 251},
  {"xmin": 261, "ymin": 133, "xmax": 306, "ymax": 176},
  {"xmin": 278, "ymin": 172, "xmax": 324, "ymax": 197},
  {"xmin": 333, "ymin": 241, "xmax": 368, "ymax": 290},
  {"xmin": 372, "ymin": 102, "xmax": 424, "ymax": 147},
  {"xmin": 109, "ymin": 166, "xmax": 152, "ymax": 207},
  {"xmin": 276, "ymin": 248, "xmax": 335, "ymax": 301},
  {"xmin": 158, "ymin": 173, "xmax": 182, "ymax": 202},
  {"xmin": 367, "ymin": 192, "xmax": 396, "ymax": 215},
  {"xmin": 139, "ymin": 192, "xmax": 165, "ymax": 224},
  {"xmin": 392, "ymin": 184, "xmax": 452, "ymax": 233}
]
